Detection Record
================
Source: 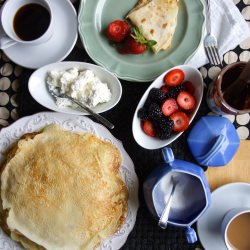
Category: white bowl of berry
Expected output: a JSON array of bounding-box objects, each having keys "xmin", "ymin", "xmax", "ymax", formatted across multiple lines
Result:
[{"xmin": 132, "ymin": 65, "xmax": 204, "ymax": 150}]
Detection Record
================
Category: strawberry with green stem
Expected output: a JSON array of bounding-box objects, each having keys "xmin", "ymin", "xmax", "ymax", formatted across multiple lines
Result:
[{"xmin": 119, "ymin": 27, "xmax": 156, "ymax": 54}]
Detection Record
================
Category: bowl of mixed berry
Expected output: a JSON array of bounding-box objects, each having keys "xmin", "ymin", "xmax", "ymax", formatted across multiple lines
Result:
[{"xmin": 132, "ymin": 65, "xmax": 204, "ymax": 150}]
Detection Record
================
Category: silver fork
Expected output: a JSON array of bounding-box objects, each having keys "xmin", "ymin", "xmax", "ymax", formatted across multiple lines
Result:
[{"xmin": 203, "ymin": 0, "xmax": 223, "ymax": 67}]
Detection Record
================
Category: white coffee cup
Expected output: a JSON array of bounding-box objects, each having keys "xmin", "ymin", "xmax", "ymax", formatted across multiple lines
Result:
[
  {"xmin": 0, "ymin": 0, "xmax": 54, "ymax": 49},
  {"xmin": 221, "ymin": 207, "xmax": 250, "ymax": 250}
]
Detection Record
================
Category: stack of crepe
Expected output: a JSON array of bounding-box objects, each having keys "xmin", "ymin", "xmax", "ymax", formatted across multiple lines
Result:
[
  {"xmin": 127, "ymin": 0, "xmax": 179, "ymax": 53},
  {"xmin": 0, "ymin": 125, "xmax": 128, "ymax": 250}
]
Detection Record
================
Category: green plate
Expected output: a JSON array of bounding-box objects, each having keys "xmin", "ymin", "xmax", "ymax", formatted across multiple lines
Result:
[{"xmin": 78, "ymin": 0, "xmax": 204, "ymax": 82}]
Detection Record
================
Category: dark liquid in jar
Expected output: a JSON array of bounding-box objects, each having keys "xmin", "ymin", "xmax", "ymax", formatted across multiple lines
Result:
[
  {"xmin": 13, "ymin": 4, "xmax": 50, "ymax": 41},
  {"xmin": 222, "ymin": 64, "xmax": 250, "ymax": 110}
]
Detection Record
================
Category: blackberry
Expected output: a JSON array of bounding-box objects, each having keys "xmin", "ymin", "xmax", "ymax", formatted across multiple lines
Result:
[
  {"xmin": 165, "ymin": 83, "xmax": 186, "ymax": 99},
  {"xmin": 143, "ymin": 95, "xmax": 153, "ymax": 108},
  {"xmin": 148, "ymin": 88, "xmax": 166, "ymax": 104},
  {"xmin": 137, "ymin": 107, "xmax": 149, "ymax": 120},
  {"xmin": 153, "ymin": 117, "xmax": 173, "ymax": 140},
  {"xmin": 157, "ymin": 117, "xmax": 174, "ymax": 132},
  {"xmin": 165, "ymin": 91, "xmax": 176, "ymax": 99},
  {"xmin": 148, "ymin": 103, "xmax": 162, "ymax": 119},
  {"xmin": 156, "ymin": 129, "xmax": 172, "ymax": 140}
]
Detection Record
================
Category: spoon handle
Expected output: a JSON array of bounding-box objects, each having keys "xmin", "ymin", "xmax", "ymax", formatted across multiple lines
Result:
[
  {"xmin": 158, "ymin": 180, "xmax": 177, "ymax": 229},
  {"xmin": 65, "ymin": 95, "xmax": 114, "ymax": 130}
]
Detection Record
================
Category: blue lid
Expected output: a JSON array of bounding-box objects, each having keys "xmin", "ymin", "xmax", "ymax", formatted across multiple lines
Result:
[{"xmin": 187, "ymin": 116, "xmax": 240, "ymax": 166}]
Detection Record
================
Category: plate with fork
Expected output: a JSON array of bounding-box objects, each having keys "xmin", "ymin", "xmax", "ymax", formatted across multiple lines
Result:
[{"xmin": 78, "ymin": 0, "xmax": 205, "ymax": 82}]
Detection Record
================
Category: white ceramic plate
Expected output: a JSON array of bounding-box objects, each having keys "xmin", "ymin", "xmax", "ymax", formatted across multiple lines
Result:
[
  {"xmin": 0, "ymin": 112, "xmax": 139, "ymax": 250},
  {"xmin": 197, "ymin": 183, "xmax": 250, "ymax": 250},
  {"xmin": 2, "ymin": 0, "xmax": 77, "ymax": 69},
  {"xmin": 28, "ymin": 61, "xmax": 122, "ymax": 115},
  {"xmin": 132, "ymin": 65, "xmax": 203, "ymax": 150}
]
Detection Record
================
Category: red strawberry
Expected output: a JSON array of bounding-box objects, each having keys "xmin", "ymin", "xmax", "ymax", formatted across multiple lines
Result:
[
  {"xmin": 170, "ymin": 111, "xmax": 189, "ymax": 132},
  {"xmin": 161, "ymin": 98, "xmax": 178, "ymax": 116},
  {"xmin": 107, "ymin": 20, "xmax": 130, "ymax": 42},
  {"xmin": 164, "ymin": 69, "xmax": 185, "ymax": 87},
  {"xmin": 119, "ymin": 27, "xmax": 156, "ymax": 54},
  {"xmin": 141, "ymin": 120, "xmax": 156, "ymax": 137},
  {"xmin": 119, "ymin": 36, "xmax": 147, "ymax": 54},
  {"xmin": 184, "ymin": 81, "xmax": 195, "ymax": 94},
  {"xmin": 177, "ymin": 91, "xmax": 196, "ymax": 110},
  {"xmin": 160, "ymin": 85, "xmax": 169, "ymax": 94}
]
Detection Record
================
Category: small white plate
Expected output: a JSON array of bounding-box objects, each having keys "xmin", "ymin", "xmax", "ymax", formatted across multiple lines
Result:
[
  {"xmin": 132, "ymin": 65, "xmax": 203, "ymax": 150},
  {"xmin": 2, "ymin": 0, "xmax": 77, "ymax": 69},
  {"xmin": 0, "ymin": 112, "xmax": 139, "ymax": 250},
  {"xmin": 28, "ymin": 61, "xmax": 122, "ymax": 115},
  {"xmin": 197, "ymin": 182, "xmax": 250, "ymax": 250}
]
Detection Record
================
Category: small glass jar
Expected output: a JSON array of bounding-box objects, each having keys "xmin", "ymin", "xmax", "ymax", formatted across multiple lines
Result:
[{"xmin": 207, "ymin": 61, "xmax": 250, "ymax": 115}]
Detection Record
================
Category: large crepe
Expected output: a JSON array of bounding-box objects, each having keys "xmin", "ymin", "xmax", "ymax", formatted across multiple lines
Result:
[
  {"xmin": 0, "ymin": 125, "xmax": 128, "ymax": 250},
  {"xmin": 127, "ymin": 0, "xmax": 179, "ymax": 53}
]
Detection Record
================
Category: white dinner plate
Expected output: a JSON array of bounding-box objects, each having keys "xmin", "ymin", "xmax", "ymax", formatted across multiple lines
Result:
[
  {"xmin": 0, "ymin": 112, "xmax": 139, "ymax": 250},
  {"xmin": 2, "ymin": 0, "xmax": 77, "ymax": 69},
  {"xmin": 197, "ymin": 182, "xmax": 250, "ymax": 250}
]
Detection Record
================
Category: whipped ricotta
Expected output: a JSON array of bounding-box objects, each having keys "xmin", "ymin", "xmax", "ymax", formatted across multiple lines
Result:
[{"xmin": 47, "ymin": 68, "xmax": 112, "ymax": 108}]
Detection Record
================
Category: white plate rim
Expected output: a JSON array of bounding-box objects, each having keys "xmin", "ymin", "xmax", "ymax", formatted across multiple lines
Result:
[
  {"xmin": 0, "ymin": 111, "xmax": 139, "ymax": 250},
  {"xmin": 197, "ymin": 182, "xmax": 250, "ymax": 250}
]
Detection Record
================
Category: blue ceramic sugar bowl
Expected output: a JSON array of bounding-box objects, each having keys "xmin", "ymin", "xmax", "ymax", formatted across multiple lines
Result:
[
  {"xmin": 187, "ymin": 116, "xmax": 240, "ymax": 166},
  {"xmin": 143, "ymin": 147, "xmax": 211, "ymax": 243}
]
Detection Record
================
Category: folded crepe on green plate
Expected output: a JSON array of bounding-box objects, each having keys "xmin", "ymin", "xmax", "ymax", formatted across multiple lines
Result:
[{"xmin": 127, "ymin": 0, "xmax": 179, "ymax": 53}]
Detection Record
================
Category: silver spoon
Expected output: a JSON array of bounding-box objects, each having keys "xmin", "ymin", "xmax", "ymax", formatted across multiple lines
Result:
[
  {"xmin": 158, "ymin": 176, "xmax": 178, "ymax": 229},
  {"xmin": 48, "ymin": 87, "xmax": 114, "ymax": 130}
]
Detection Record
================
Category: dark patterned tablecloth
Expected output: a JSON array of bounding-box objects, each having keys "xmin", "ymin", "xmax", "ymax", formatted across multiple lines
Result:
[{"xmin": 0, "ymin": 0, "xmax": 250, "ymax": 250}]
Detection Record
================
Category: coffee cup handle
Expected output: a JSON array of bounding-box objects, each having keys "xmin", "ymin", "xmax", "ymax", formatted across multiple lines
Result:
[{"xmin": 0, "ymin": 33, "xmax": 17, "ymax": 49}]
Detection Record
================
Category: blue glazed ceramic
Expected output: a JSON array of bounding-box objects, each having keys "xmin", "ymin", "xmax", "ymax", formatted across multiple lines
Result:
[
  {"xmin": 187, "ymin": 116, "xmax": 240, "ymax": 166},
  {"xmin": 143, "ymin": 148, "xmax": 211, "ymax": 244}
]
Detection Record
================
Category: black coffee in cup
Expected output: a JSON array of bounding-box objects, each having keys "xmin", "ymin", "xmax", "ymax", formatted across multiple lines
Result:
[{"xmin": 13, "ymin": 3, "xmax": 51, "ymax": 41}]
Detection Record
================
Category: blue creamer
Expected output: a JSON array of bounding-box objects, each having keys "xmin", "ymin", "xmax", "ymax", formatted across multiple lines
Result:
[{"xmin": 143, "ymin": 147, "xmax": 211, "ymax": 243}]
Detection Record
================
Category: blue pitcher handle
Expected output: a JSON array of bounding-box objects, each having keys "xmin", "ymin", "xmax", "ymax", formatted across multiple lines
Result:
[
  {"xmin": 185, "ymin": 226, "xmax": 197, "ymax": 243},
  {"xmin": 162, "ymin": 147, "xmax": 174, "ymax": 164},
  {"xmin": 196, "ymin": 134, "xmax": 227, "ymax": 166}
]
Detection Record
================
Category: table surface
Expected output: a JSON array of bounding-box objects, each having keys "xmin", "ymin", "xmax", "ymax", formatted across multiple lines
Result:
[{"xmin": 0, "ymin": 0, "xmax": 250, "ymax": 250}]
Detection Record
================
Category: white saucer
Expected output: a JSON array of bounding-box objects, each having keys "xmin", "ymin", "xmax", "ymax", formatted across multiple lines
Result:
[
  {"xmin": 2, "ymin": 0, "xmax": 77, "ymax": 69},
  {"xmin": 197, "ymin": 183, "xmax": 250, "ymax": 250}
]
